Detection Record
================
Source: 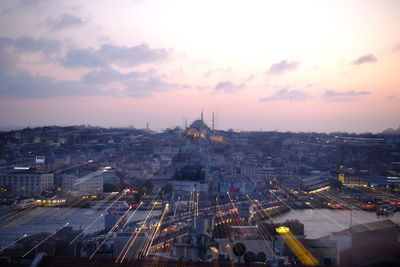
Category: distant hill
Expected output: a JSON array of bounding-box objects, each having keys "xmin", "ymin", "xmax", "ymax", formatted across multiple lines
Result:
[{"xmin": 382, "ymin": 126, "xmax": 400, "ymax": 135}]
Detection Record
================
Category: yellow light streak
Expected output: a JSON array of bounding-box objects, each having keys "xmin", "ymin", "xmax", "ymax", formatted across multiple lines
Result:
[
  {"xmin": 116, "ymin": 203, "xmax": 156, "ymax": 263},
  {"xmin": 145, "ymin": 204, "xmax": 169, "ymax": 256},
  {"xmin": 277, "ymin": 229, "xmax": 319, "ymax": 266},
  {"xmin": 276, "ymin": 226, "xmax": 290, "ymax": 234}
]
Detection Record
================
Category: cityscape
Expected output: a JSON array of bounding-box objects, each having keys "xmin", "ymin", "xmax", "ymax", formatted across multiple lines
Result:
[
  {"xmin": 0, "ymin": 119, "xmax": 400, "ymax": 266},
  {"xmin": 1, "ymin": 1, "xmax": 400, "ymax": 267}
]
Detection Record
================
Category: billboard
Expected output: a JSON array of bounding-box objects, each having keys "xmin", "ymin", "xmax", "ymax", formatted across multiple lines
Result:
[{"xmin": 36, "ymin": 156, "xmax": 45, "ymax": 164}]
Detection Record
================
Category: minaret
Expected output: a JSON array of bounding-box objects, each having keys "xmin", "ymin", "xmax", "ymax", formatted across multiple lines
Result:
[
  {"xmin": 212, "ymin": 112, "xmax": 215, "ymax": 132},
  {"xmin": 201, "ymin": 110, "xmax": 203, "ymax": 122}
]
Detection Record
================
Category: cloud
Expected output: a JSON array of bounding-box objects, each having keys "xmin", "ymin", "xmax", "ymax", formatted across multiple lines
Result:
[
  {"xmin": 63, "ymin": 48, "xmax": 105, "ymax": 68},
  {"xmin": 82, "ymin": 67, "xmax": 186, "ymax": 97},
  {"xmin": 0, "ymin": 46, "xmax": 19, "ymax": 72},
  {"xmin": 352, "ymin": 54, "xmax": 377, "ymax": 65},
  {"xmin": 0, "ymin": 0, "xmax": 50, "ymax": 15},
  {"xmin": 0, "ymin": 36, "xmax": 60, "ymax": 54},
  {"xmin": 46, "ymin": 14, "xmax": 85, "ymax": 31},
  {"xmin": 123, "ymin": 78, "xmax": 173, "ymax": 98},
  {"xmin": 268, "ymin": 60, "xmax": 299, "ymax": 75},
  {"xmin": 214, "ymin": 81, "xmax": 244, "ymax": 92},
  {"xmin": 0, "ymin": 36, "xmax": 60, "ymax": 74},
  {"xmin": 0, "ymin": 66, "xmax": 182, "ymax": 99},
  {"xmin": 82, "ymin": 67, "xmax": 143, "ymax": 84},
  {"xmin": 62, "ymin": 44, "xmax": 169, "ymax": 68},
  {"xmin": 260, "ymin": 89, "xmax": 310, "ymax": 102},
  {"xmin": 323, "ymin": 90, "xmax": 370, "ymax": 101},
  {"xmin": 0, "ymin": 71, "xmax": 102, "ymax": 98}
]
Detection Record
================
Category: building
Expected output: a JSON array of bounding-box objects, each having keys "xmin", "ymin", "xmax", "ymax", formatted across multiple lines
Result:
[
  {"xmin": 0, "ymin": 168, "xmax": 53, "ymax": 197},
  {"xmin": 62, "ymin": 171, "xmax": 103, "ymax": 195},
  {"xmin": 61, "ymin": 174, "xmax": 79, "ymax": 193},
  {"xmin": 170, "ymin": 181, "xmax": 208, "ymax": 192},
  {"xmin": 185, "ymin": 112, "xmax": 210, "ymax": 140},
  {"xmin": 300, "ymin": 176, "xmax": 330, "ymax": 192},
  {"xmin": 320, "ymin": 219, "xmax": 400, "ymax": 266}
]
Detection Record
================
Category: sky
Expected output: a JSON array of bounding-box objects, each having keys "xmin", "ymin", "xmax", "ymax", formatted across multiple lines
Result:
[{"xmin": 0, "ymin": 0, "xmax": 399, "ymax": 133}]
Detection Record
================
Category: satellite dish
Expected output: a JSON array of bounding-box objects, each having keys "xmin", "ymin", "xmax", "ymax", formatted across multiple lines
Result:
[{"xmin": 232, "ymin": 243, "xmax": 246, "ymax": 257}]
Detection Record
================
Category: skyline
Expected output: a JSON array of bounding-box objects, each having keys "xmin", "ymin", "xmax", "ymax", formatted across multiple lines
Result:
[{"xmin": 1, "ymin": 0, "xmax": 400, "ymax": 133}]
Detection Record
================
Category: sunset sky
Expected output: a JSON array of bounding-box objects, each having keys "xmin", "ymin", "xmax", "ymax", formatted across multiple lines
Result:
[{"xmin": 0, "ymin": 0, "xmax": 399, "ymax": 133}]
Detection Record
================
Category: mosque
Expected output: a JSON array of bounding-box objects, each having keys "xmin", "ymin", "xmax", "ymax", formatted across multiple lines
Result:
[{"xmin": 185, "ymin": 112, "xmax": 211, "ymax": 139}]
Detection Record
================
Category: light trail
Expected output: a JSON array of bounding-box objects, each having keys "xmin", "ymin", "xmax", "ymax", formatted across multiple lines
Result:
[
  {"xmin": 274, "ymin": 186, "xmax": 345, "ymax": 228},
  {"xmin": 277, "ymin": 229, "xmax": 319, "ymax": 266},
  {"xmin": 0, "ymin": 234, "xmax": 27, "ymax": 253},
  {"xmin": 85, "ymin": 192, "xmax": 118, "ymax": 215},
  {"xmin": 141, "ymin": 223, "xmax": 158, "ymax": 258},
  {"xmin": 246, "ymin": 194, "xmax": 272, "ymax": 221},
  {"xmin": 172, "ymin": 196, "xmax": 180, "ymax": 221},
  {"xmin": 245, "ymin": 195, "xmax": 276, "ymax": 255},
  {"xmin": 188, "ymin": 191, "xmax": 193, "ymax": 213},
  {"xmin": 115, "ymin": 190, "xmax": 161, "ymax": 262},
  {"xmin": 104, "ymin": 192, "xmax": 126, "ymax": 212},
  {"xmin": 226, "ymin": 192, "xmax": 246, "ymax": 226},
  {"xmin": 368, "ymin": 187, "xmax": 400, "ymax": 200},
  {"xmin": 89, "ymin": 207, "xmax": 131, "ymax": 259},
  {"xmin": 122, "ymin": 202, "xmax": 143, "ymax": 228},
  {"xmin": 145, "ymin": 204, "xmax": 170, "ymax": 256},
  {"xmin": 3, "ymin": 205, "xmax": 37, "ymax": 222},
  {"xmin": 196, "ymin": 193, "xmax": 199, "ymax": 217},
  {"xmin": 57, "ymin": 197, "xmax": 89, "ymax": 220},
  {"xmin": 116, "ymin": 203, "xmax": 157, "ymax": 263},
  {"xmin": 214, "ymin": 197, "xmax": 232, "ymax": 241},
  {"xmin": 268, "ymin": 190, "xmax": 295, "ymax": 211},
  {"xmin": 4, "ymin": 206, "xmax": 48, "ymax": 228},
  {"xmin": 119, "ymin": 205, "xmax": 155, "ymax": 262},
  {"xmin": 22, "ymin": 222, "xmax": 69, "ymax": 258},
  {"xmin": 69, "ymin": 213, "xmax": 104, "ymax": 245},
  {"xmin": 144, "ymin": 189, "xmax": 161, "ymax": 210}
]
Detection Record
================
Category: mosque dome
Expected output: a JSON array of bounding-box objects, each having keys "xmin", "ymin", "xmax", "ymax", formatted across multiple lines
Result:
[{"xmin": 190, "ymin": 119, "xmax": 209, "ymax": 131}]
